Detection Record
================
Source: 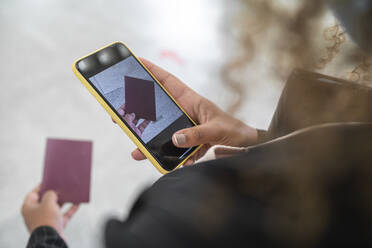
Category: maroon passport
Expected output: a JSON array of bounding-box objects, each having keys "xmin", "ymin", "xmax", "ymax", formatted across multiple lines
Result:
[
  {"xmin": 124, "ymin": 76, "xmax": 157, "ymax": 121},
  {"xmin": 40, "ymin": 138, "xmax": 92, "ymax": 204}
]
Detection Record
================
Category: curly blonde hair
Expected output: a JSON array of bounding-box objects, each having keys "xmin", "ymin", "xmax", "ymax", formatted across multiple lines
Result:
[{"xmin": 223, "ymin": 0, "xmax": 372, "ymax": 113}]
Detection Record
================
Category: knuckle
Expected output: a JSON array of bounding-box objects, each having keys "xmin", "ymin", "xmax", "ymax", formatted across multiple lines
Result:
[
  {"xmin": 44, "ymin": 190, "xmax": 52, "ymax": 196},
  {"xmin": 44, "ymin": 190, "xmax": 56, "ymax": 198},
  {"xmin": 191, "ymin": 128, "xmax": 202, "ymax": 142}
]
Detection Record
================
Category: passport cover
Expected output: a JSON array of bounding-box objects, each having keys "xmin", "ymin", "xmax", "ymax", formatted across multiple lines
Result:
[
  {"xmin": 40, "ymin": 138, "xmax": 93, "ymax": 204},
  {"xmin": 124, "ymin": 76, "xmax": 157, "ymax": 121}
]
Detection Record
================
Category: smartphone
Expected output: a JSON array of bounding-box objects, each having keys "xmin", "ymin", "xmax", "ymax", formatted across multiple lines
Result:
[{"xmin": 73, "ymin": 42, "xmax": 202, "ymax": 174}]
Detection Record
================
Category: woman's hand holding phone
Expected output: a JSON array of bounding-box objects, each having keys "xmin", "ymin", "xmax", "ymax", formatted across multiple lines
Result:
[
  {"xmin": 21, "ymin": 185, "xmax": 79, "ymax": 240},
  {"xmin": 129, "ymin": 58, "xmax": 258, "ymax": 165}
]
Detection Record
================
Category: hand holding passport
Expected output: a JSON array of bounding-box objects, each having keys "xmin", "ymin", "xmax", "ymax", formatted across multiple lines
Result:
[
  {"xmin": 39, "ymin": 78, "xmax": 156, "ymax": 204},
  {"xmin": 40, "ymin": 138, "xmax": 93, "ymax": 204}
]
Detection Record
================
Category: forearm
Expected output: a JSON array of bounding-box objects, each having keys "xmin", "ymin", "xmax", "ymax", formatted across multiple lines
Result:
[{"xmin": 26, "ymin": 226, "xmax": 67, "ymax": 248}]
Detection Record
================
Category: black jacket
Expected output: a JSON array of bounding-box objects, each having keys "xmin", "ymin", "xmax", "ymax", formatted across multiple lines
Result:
[{"xmin": 27, "ymin": 70, "xmax": 372, "ymax": 247}]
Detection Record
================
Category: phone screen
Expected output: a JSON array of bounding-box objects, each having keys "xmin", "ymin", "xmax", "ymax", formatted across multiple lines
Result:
[{"xmin": 75, "ymin": 43, "xmax": 197, "ymax": 171}]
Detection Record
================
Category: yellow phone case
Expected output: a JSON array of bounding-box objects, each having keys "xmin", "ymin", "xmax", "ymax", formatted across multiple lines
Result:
[{"xmin": 72, "ymin": 41, "xmax": 202, "ymax": 174}]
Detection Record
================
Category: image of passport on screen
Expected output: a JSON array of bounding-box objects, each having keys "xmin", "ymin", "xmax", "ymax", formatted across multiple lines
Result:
[
  {"xmin": 124, "ymin": 76, "xmax": 157, "ymax": 121},
  {"xmin": 88, "ymin": 54, "xmax": 196, "ymax": 170}
]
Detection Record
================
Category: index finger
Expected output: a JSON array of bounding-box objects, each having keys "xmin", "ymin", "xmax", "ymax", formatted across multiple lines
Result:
[
  {"xmin": 31, "ymin": 184, "xmax": 41, "ymax": 194},
  {"xmin": 139, "ymin": 58, "xmax": 191, "ymax": 100},
  {"xmin": 131, "ymin": 148, "xmax": 147, "ymax": 161},
  {"xmin": 64, "ymin": 204, "xmax": 79, "ymax": 220},
  {"xmin": 24, "ymin": 184, "xmax": 41, "ymax": 205}
]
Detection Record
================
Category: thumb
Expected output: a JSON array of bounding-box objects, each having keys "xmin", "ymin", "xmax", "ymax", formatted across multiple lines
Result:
[
  {"xmin": 41, "ymin": 190, "xmax": 58, "ymax": 205},
  {"xmin": 173, "ymin": 124, "xmax": 216, "ymax": 148}
]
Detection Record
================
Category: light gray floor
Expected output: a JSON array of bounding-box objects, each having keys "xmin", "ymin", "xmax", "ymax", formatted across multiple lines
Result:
[{"xmin": 0, "ymin": 0, "xmax": 281, "ymax": 247}]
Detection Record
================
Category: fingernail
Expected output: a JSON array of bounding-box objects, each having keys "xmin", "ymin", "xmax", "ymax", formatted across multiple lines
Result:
[
  {"xmin": 118, "ymin": 109, "xmax": 124, "ymax": 116},
  {"xmin": 174, "ymin": 133, "xmax": 186, "ymax": 146}
]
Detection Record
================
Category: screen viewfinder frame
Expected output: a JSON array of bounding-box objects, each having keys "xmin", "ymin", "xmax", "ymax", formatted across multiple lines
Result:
[{"xmin": 73, "ymin": 42, "xmax": 202, "ymax": 173}]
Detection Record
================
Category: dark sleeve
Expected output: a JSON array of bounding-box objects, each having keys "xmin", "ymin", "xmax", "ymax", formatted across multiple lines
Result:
[
  {"xmin": 256, "ymin": 129, "xmax": 269, "ymax": 144},
  {"xmin": 26, "ymin": 226, "xmax": 67, "ymax": 248},
  {"xmin": 104, "ymin": 160, "xmax": 274, "ymax": 248},
  {"xmin": 265, "ymin": 69, "xmax": 372, "ymax": 139},
  {"xmin": 104, "ymin": 123, "xmax": 372, "ymax": 248}
]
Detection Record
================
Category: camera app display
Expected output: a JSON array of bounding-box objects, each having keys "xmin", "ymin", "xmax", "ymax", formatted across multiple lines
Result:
[{"xmin": 89, "ymin": 56, "xmax": 184, "ymax": 143}]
